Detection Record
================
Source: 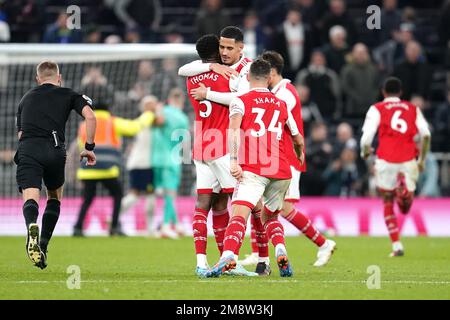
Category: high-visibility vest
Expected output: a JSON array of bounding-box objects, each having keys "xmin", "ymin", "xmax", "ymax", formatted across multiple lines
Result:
[{"xmin": 77, "ymin": 110, "xmax": 122, "ymax": 180}]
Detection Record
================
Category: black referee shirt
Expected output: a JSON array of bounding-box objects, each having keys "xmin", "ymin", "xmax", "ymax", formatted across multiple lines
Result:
[{"xmin": 16, "ymin": 83, "xmax": 92, "ymax": 143}]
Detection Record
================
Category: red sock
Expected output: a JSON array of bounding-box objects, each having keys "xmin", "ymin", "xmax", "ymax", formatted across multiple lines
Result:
[
  {"xmin": 212, "ymin": 208, "xmax": 229, "ymax": 255},
  {"xmin": 285, "ymin": 209, "xmax": 326, "ymax": 247},
  {"xmin": 264, "ymin": 217, "xmax": 285, "ymax": 248},
  {"xmin": 250, "ymin": 225, "xmax": 258, "ymax": 254},
  {"xmin": 223, "ymin": 216, "xmax": 246, "ymax": 254},
  {"xmin": 192, "ymin": 208, "xmax": 208, "ymax": 254},
  {"xmin": 397, "ymin": 192, "xmax": 413, "ymax": 214},
  {"xmin": 384, "ymin": 202, "xmax": 400, "ymax": 242},
  {"xmin": 252, "ymin": 211, "xmax": 269, "ymax": 258}
]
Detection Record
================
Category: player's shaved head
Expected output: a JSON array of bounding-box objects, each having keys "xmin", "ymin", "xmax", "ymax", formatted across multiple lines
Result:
[
  {"xmin": 196, "ymin": 34, "xmax": 220, "ymax": 63},
  {"xmin": 383, "ymin": 77, "xmax": 402, "ymax": 96},
  {"xmin": 261, "ymin": 51, "xmax": 284, "ymax": 75},
  {"xmin": 36, "ymin": 61, "xmax": 59, "ymax": 80},
  {"xmin": 249, "ymin": 58, "xmax": 271, "ymax": 81}
]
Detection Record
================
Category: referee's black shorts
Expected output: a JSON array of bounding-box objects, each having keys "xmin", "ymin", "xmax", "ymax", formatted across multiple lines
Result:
[{"xmin": 14, "ymin": 138, "xmax": 67, "ymax": 192}]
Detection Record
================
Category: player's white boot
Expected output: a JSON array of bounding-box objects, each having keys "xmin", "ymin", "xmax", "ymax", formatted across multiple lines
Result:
[
  {"xmin": 160, "ymin": 224, "xmax": 179, "ymax": 239},
  {"xmin": 238, "ymin": 252, "xmax": 259, "ymax": 266},
  {"xmin": 390, "ymin": 241, "xmax": 404, "ymax": 257},
  {"xmin": 313, "ymin": 239, "xmax": 337, "ymax": 267}
]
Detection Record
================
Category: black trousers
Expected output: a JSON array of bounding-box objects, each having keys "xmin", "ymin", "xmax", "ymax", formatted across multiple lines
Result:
[{"xmin": 74, "ymin": 178, "xmax": 123, "ymax": 231}]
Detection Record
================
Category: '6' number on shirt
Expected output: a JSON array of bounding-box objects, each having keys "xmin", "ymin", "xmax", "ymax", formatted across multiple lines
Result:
[
  {"xmin": 391, "ymin": 110, "xmax": 408, "ymax": 134},
  {"xmin": 251, "ymin": 107, "xmax": 282, "ymax": 140}
]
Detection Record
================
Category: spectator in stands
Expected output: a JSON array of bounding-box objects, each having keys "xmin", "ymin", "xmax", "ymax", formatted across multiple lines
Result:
[
  {"xmin": 43, "ymin": 12, "xmax": 82, "ymax": 44},
  {"xmin": 373, "ymin": 22, "xmax": 415, "ymax": 75},
  {"xmin": 4, "ymin": 0, "xmax": 43, "ymax": 42},
  {"xmin": 292, "ymin": 0, "xmax": 326, "ymax": 47},
  {"xmin": 105, "ymin": 0, "xmax": 161, "ymax": 42},
  {"xmin": 124, "ymin": 26, "xmax": 141, "ymax": 43},
  {"xmin": 322, "ymin": 25, "xmax": 350, "ymax": 74},
  {"xmin": 252, "ymin": 0, "xmax": 288, "ymax": 32},
  {"xmin": 242, "ymin": 10, "xmax": 267, "ymax": 55},
  {"xmin": 296, "ymin": 84, "xmax": 323, "ymax": 133},
  {"xmin": 378, "ymin": 0, "xmax": 402, "ymax": 45},
  {"xmin": 104, "ymin": 34, "xmax": 122, "ymax": 44},
  {"xmin": 438, "ymin": 0, "xmax": 450, "ymax": 46},
  {"xmin": 195, "ymin": 0, "xmax": 231, "ymax": 38},
  {"xmin": 296, "ymin": 49, "xmax": 341, "ymax": 121},
  {"xmin": 270, "ymin": 8, "xmax": 313, "ymax": 80},
  {"xmin": 393, "ymin": 40, "xmax": 432, "ymax": 100},
  {"xmin": 417, "ymin": 153, "xmax": 441, "ymax": 198},
  {"xmin": 341, "ymin": 43, "xmax": 380, "ymax": 118},
  {"xmin": 411, "ymin": 94, "xmax": 433, "ymax": 121},
  {"xmin": 80, "ymin": 66, "xmax": 115, "ymax": 105},
  {"xmin": 128, "ymin": 60, "xmax": 155, "ymax": 102},
  {"xmin": 320, "ymin": 0, "xmax": 358, "ymax": 45},
  {"xmin": 433, "ymin": 89, "xmax": 450, "ymax": 152},
  {"xmin": 0, "ymin": 12, "xmax": 10, "ymax": 42},
  {"xmin": 84, "ymin": 25, "xmax": 102, "ymax": 44},
  {"xmin": 323, "ymin": 147, "xmax": 361, "ymax": 197},
  {"xmin": 332, "ymin": 122, "xmax": 357, "ymax": 159},
  {"xmin": 150, "ymin": 57, "xmax": 183, "ymax": 102},
  {"xmin": 302, "ymin": 122, "xmax": 333, "ymax": 195}
]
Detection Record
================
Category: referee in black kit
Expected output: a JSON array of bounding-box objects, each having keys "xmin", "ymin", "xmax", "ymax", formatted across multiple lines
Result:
[{"xmin": 15, "ymin": 61, "xmax": 97, "ymax": 269}]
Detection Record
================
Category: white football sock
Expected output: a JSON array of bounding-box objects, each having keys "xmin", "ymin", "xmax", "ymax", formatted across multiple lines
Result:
[{"xmin": 197, "ymin": 254, "xmax": 208, "ymax": 268}]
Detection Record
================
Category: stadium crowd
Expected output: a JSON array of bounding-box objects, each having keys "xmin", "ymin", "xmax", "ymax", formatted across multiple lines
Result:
[{"xmin": 0, "ymin": 0, "xmax": 449, "ymax": 197}]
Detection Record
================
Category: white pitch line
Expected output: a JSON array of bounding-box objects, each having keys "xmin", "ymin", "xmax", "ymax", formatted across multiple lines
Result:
[{"xmin": 8, "ymin": 279, "xmax": 450, "ymax": 285}]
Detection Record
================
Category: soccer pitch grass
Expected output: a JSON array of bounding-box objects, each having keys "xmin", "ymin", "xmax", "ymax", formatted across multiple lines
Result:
[{"xmin": 0, "ymin": 236, "xmax": 449, "ymax": 300}]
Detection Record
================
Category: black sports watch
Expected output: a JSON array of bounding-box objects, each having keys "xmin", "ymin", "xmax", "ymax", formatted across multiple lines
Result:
[{"xmin": 85, "ymin": 142, "xmax": 95, "ymax": 151}]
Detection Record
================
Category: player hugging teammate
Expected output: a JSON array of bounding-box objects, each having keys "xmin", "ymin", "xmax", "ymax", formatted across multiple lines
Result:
[{"xmin": 180, "ymin": 26, "xmax": 336, "ymax": 278}]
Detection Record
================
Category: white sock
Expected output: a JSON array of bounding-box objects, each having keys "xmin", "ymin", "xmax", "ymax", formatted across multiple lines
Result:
[
  {"xmin": 393, "ymin": 241, "xmax": 403, "ymax": 251},
  {"xmin": 258, "ymin": 257, "xmax": 270, "ymax": 264},
  {"xmin": 220, "ymin": 251, "xmax": 234, "ymax": 259},
  {"xmin": 275, "ymin": 244, "xmax": 287, "ymax": 255},
  {"xmin": 320, "ymin": 240, "xmax": 329, "ymax": 249},
  {"xmin": 197, "ymin": 254, "xmax": 208, "ymax": 268},
  {"xmin": 145, "ymin": 194, "xmax": 156, "ymax": 232},
  {"xmin": 121, "ymin": 193, "xmax": 139, "ymax": 213}
]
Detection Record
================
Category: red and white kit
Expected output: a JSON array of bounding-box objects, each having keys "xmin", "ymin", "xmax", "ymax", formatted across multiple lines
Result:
[
  {"xmin": 361, "ymin": 97, "xmax": 430, "ymax": 192},
  {"xmin": 229, "ymin": 88, "xmax": 299, "ymax": 213},
  {"xmin": 186, "ymin": 72, "xmax": 235, "ymax": 194},
  {"xmin": 272, "ymin": 79, "xmax": 306, "ymax": 202}
]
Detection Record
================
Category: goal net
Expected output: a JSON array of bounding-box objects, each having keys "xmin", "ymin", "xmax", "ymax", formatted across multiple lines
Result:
[{"xmin": 0, "ymin": 43, "xmax": 202, "ymax": 235}]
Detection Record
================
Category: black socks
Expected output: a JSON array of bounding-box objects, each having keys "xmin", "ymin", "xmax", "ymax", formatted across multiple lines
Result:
[
  {"xmin": 40, "ymin": 199, "xmax": 61, "ymax": 252},
  {"xmin": 23, "ymin": 199, "xmax": 39, "ymax": 227}
]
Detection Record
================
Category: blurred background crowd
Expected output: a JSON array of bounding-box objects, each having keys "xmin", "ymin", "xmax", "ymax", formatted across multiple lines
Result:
[{"xmin": 0, "ymin": 0, "xmax": 449, "ymax": 198}]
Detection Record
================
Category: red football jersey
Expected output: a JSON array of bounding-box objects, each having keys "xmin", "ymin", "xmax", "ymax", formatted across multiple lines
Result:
[
  {"xmin": 230, "ymin": 88, "xmax": 297, "ymax": 179},
  {"xmin": 272, "ymin": 79, "xmax": 306, "ymax": 172},
  {"xmin": 374, "ymin": 98, "xmax": 419, "ymax": 162},
  {"xmin": 187, "ymin": 71, "xmax": 230, "ymax": 161}
]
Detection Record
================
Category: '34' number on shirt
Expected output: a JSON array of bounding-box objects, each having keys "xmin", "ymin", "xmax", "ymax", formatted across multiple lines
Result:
[
  {"xmin": 391, "ymin": 110, "xmax": 407, "ymax": 134},
  {"xmin": 251, "ymin": 107, "xmax": 282, "ymax": 140}
]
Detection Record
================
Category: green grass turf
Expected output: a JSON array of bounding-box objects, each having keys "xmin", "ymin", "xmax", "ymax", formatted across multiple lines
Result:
[{"xmin": 0, "ymin": 236, "xmax": 449, "ymax": 300}]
